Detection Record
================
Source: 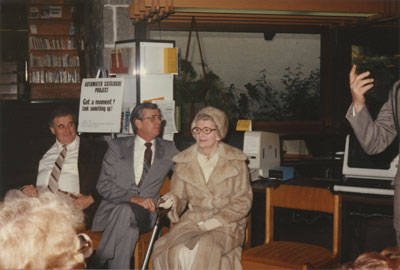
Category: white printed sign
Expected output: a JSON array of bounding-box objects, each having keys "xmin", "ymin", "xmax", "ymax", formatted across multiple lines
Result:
[{"xmin": 78, "ymin": 78, "xmax": 125, "ymax": 133}]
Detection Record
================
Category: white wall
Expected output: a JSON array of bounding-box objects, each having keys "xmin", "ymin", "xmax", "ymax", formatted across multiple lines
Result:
[{"xmin": 150, "ymin": 31, "xmax": 320, "ymax": 91}]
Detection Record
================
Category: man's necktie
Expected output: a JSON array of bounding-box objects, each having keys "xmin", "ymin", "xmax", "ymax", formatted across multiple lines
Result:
[
  {"xmin": 48, "ymin": 144, "xmax": 67, "ymax": 193},
  {"xmin": 139, "ymin": 142, "xmax": 152, "ymax": 186}
]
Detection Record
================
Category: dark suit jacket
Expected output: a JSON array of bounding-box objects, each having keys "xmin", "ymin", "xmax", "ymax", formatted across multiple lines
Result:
[
  {"xmin": 77, "ymin": 136, "xmax": 108, "ymax": 228},
  {"xmin": 91, "ymin": 135, "xmax": 179, "ymax": 232},
  {"xmin": 36, "ymin": 135, "xmax": 107, "ymax": 229}
]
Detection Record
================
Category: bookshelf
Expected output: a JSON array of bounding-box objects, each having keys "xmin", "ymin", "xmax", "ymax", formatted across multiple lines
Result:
[{"xmin": 27, "ymin": 0, "xmax": 83, "ymax": 100}]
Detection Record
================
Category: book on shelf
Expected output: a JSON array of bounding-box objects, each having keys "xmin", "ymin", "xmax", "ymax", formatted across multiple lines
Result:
[
  {"xmin": 27, "ymin": 0, "xmax": 83, "ymax": 99},
  {"xmin": 29, "ymin": 37, "xmax": 77, "ymax": 50},
  {"xmin": 29, "ymin": 7, "xmax": 39, "ymax": 18},
  {"xmin": 40, "ymin": 6, "xmax": 50, "ymax": 18},
  {"xmin": 30, "ymin": 69, "xmax": 80, "ymax": 84},
  {"xmin": 30, "ymin": 0, "xmax": 66, "ymax": 5},
  {"xmin": 29, "ymin": 53, "xmax": 79, "ymax": 68},
  {"xmin": 0, "ymin": 61, "xmax": 19, "ymax": 99},
  {"xmin": 110, "ymin": 48, "xmax": 129, "ymax": 74},
  {"xmin": 69, "ymin": 22, "xmax": 78, "ymax": 35},
  {"xmin": 30, "ymin": 24, "xmax": 38, "ymax": 34},
  {"xmin": 49, "ymin": 6, "xmax": 62, "ymax": 18}
]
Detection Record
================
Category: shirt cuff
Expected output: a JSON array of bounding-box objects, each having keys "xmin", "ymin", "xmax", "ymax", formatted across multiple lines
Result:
[{"xmin": 352, "ymin": 104, "xmax": 356, "ymax": 117}]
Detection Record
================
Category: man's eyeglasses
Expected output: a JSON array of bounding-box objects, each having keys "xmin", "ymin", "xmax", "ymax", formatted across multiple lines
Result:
[
  {"xmin": 192, "ymin": 127, "xmax": 217, "ymax": 135},
  {"xmin": 141, "ymin": 115, "xmax": 163, "ymax": 122}
]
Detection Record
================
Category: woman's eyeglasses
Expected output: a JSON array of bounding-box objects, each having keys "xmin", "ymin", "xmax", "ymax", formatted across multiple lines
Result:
[
  {"xmin": 77, "ymin": 233, "xmax": 93, "ymax": 258},
  {"xmin": 192, "ymin": 127, "xmax": 217, "ymax": 134}
]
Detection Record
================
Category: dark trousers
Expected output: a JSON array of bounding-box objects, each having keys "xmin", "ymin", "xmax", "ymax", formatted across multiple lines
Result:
[{"xmin": 95, "ymin": 202, "xmax": 155, "ymax": 269}]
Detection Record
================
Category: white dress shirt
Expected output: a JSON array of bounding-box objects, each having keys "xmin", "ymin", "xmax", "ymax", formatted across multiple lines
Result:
[
  {"xmin": 133, "ymin": 136, "xmax": 155, "ymax": 185},
  {"xmin": 197, "ymin": 148, "xmax": 219, "ymax": 184},
  {"xmin": 36, "ymin": 136, "xmax": 80, "ymax": 194},
  {"xmin": 352, "ymin": 104, "xmax": 356, "ymax": 116}
]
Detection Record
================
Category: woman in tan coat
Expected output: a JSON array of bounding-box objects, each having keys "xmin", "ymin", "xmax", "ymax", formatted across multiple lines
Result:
[{"xmin": 152, "ymin": 106, "xmax": 253, "ymax": 269}]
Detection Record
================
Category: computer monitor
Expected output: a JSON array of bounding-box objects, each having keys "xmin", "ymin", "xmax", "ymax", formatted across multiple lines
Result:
[
  {"xmin": 342, "ymin": 134, "xmax": 398, "ymax": 181},
  {"xmin": 243, "ymin": 131, "xmax": 280, "ymax": 181}
]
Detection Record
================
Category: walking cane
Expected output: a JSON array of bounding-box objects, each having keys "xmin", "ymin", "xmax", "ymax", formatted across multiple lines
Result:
[{"xmin": 141, "ymin": 198, "xmax": 169, "ymax": 270}]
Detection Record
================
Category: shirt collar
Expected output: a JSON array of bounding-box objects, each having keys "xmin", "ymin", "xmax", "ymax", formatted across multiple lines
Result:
[
  {"xmin": 56, "ymin": 135, "xmax": 79, "ymax": 151},
  {"xmin": 135, "ymin": 135, "xmax": 155, "ymax": 146}
]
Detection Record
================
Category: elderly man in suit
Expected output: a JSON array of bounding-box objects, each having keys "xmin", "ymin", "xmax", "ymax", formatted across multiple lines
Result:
[
  {"xmin": 22, "ymin": 106, "xmax": 107, "ymax": 229},
  {"xmin": 92, "ymin": 102, "xmax": 179, "ymax": 269},
  {"xmin": 346, "ymin": 64, "xmax": 400, "ymax": 245}
]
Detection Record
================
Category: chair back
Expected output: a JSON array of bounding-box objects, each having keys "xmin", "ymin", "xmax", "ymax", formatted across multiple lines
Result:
[
  {"xmin": 265, "ymin": 185, "xmax": 341, "ymax": 257},
  {"xmin": 268, "ymin": 185, "xmax": 336, "ymax": 213},
  {"xmin": 159, "ymin": 176, "xmax": 170, "ymax": 196}
]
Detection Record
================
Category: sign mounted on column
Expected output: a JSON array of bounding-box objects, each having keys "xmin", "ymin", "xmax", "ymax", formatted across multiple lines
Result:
[{"xmin": 78, "ymin": 77, "xmax": 125, "ymax": 133}]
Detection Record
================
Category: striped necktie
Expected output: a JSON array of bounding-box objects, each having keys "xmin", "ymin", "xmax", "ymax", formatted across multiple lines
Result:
[
  {"xmin": 48, "ymin": 144, "xmax": 67, "ymax": 193},
  {"xmin": 138, "ymin": 142, "xmax": 152, "ymax": 186}
]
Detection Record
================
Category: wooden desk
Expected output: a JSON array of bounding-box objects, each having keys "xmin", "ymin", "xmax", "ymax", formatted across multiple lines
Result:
[
  {"xmin": 340, "ymin": 193, "xmax": 395, "ymax": 263},
  {"xmin": 250, "ymin": 177, "xmax": 395, "ymax": 263}
]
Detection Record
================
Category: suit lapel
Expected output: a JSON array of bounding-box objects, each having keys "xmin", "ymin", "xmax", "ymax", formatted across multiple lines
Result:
[
  {"xmin": 142, "ymin": 138, "xmax": 163, "ymax": 182},
  {"xmin": 121, "ymin": 136, "xmax": 136, "ymax": 185},
  {"xmin": 152, "ymin": 138, "xmax": 164, "ymax": 166}
]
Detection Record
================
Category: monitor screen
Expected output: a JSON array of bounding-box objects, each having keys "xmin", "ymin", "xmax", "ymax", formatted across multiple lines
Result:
[{"xmin": 342, "ymin": 134, "xmax": 399, "ymax": 180}]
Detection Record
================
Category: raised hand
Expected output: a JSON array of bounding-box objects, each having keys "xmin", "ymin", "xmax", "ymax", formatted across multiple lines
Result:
[{"xmin": 349, "ymin": 64, "xmax": 374, "ymax": 113}]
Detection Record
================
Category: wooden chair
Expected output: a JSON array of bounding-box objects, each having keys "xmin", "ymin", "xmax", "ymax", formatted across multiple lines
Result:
[
  {"xmin": 243, "ymin": 214, "xmax": 252, "ymax": 250},
  {"xmin": 241, "ymin": 185, "xmax": 342, "ymax": 270},
  {"xmin": 85, "ymin": 177, "xmax": 171, "ymax": 269}
]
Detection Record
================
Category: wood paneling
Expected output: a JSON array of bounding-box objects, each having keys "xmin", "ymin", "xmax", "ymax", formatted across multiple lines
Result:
[{"xmin": 30, "ymin": 83, "xmax": 81, "ymax": 100}]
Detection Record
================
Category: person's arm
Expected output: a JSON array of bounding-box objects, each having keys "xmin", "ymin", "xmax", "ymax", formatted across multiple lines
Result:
[
  {"xmin": 73, "ymin": 194, "xmax": 94, "ymax": 210},
  {"xmin": 130, "ymin": 197, "xmax": 155, "ymax": 212},
  {"xmin": 211, "ymin": 161, "xmax": 253, "ymax": 226},
  {"xmin": 21, "ymin": 185, "xmax": 38, "ymax": 197},
  {"xmin": 349, "ymin": 64, "xmax": 374, "ymax": 114},
  {"xmin": 346, "ymin": 74, "xmax": 400, "ymax": 155},
  {"xmin": 75, "ymin": 139, "xmax": 108, "ymax": 211},
  {"xmin": 166, "ymin": 169, "xmax": 188, "ymax": 223},
  {"xmin": 96, "ymin": 139, "xmax": 136, "ymax": 203}
]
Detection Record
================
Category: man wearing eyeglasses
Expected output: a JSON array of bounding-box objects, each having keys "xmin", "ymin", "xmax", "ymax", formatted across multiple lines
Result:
[{"xmin": 92, "ymin": 102, "xmax": 179, "ymax": 269}]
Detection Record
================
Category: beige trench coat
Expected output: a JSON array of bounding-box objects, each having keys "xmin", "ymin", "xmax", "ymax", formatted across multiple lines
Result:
[{"xmin": 151, "ymin": 142, "xmax": 253, "ymax": 269}]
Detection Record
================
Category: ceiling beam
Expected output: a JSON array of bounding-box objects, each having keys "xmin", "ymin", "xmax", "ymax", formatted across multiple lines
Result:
[{"xmin": 129, "ymin": 0, "xmax": 400, "ymax": 31}]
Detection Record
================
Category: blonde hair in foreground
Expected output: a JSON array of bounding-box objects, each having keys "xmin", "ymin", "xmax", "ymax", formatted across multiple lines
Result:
[
  {"xmin": 0, "ymin": 189, "xmax": 85, "ymax": 269},
  {"xmin": 341, "ymin": 246, "xmax": 400, "ymax": 270}
]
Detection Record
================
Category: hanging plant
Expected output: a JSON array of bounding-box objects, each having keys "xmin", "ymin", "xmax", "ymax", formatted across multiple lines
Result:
[{"xmin": 174, "ymin": 61, "xmax": 322, "ymax": 132}]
